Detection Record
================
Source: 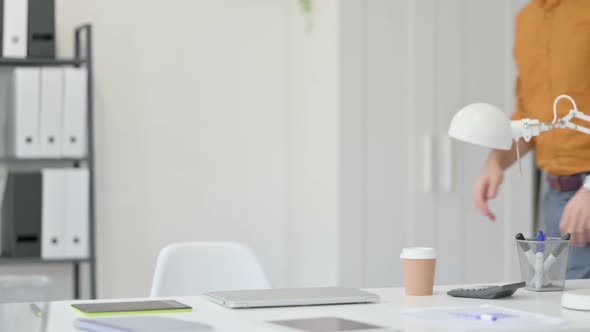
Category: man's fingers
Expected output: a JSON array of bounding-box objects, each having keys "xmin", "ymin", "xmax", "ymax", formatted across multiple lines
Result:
[
  {"xmin": 576, "ymin": 210, "xmax": 590, "ymax": 247},
  {"xmin": 485, "ymin": 177, "xmax": 498, "ymax": 220},
  {"xmin": 474, "ymin": 180, "xmax": 487, "ymax": 210},
  {"xmin": 559, "ymin": 189, "xmax": 590, "ymax": 247},
  {"xmin": 561, "ymin": 203, "xmax": 575, "ymax": 232},
  {"xmin": 572, "ymin": 210, "xmax": 587, "ymax": 247},
  {"xmin": 475, "ymin": 196, "xmax": 492, "ymax": 219},
  {"xmin": 474, "ymin": 179, "xmax": 495, "ymax": 221},
  {"xmin": 487, "ymin": 178, "xmax": 499, "ymax": 199},
  {"xmin": 573, "ymin": 232, "xmax": 586, "ymax": 247},
  {"xmin": 560, "ymin": 215, "xmax": 570, "ymax": 235},
  {"xmin": 559, "ymin": 217, "xmax": 568, "ymax": 235},
  {"xmin": 561, "ymin": 207, "xmax": 584, "ymax": 246}
]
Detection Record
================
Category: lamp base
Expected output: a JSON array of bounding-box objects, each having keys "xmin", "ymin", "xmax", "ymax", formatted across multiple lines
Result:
[{"xmin": 562, "ymin": 289, "xmax": 590, "ymax": 310}]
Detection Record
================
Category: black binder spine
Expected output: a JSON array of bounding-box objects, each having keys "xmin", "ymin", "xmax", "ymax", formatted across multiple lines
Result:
[
  {"xmin": 27, "ymin": 0, "xmax": 55, "ymax": 58},
  {"xmin": 2, "ymin": 173, "xmax": 42, "ymax": 257}
]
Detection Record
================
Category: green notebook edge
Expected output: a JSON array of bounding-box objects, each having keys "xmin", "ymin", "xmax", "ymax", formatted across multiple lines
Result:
[{"xmin": 71, "ymin": 306, "xmax": 193, "ymax": 317}]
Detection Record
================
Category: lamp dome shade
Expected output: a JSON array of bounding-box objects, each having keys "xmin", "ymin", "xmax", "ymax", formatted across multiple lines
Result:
[{"xmin": 448, "ymin": 103, "xmax": 513, "ymax": 150}]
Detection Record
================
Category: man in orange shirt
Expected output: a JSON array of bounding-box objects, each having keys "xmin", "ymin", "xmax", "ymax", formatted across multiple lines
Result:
[{"xmin": 474, "ymin": 0, "xmax": 590, "ymax": 278}]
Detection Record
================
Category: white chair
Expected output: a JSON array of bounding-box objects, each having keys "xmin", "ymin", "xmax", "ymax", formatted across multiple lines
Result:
[{"xmin": 150, "ymin": 242, "xmax": 270, "ymax": 297}]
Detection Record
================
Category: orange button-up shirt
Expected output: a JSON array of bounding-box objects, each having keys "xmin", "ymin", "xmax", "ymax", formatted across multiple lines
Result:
[{"xmin": 513, "ymin": 0, "xmax": 590, "ymax": 176}]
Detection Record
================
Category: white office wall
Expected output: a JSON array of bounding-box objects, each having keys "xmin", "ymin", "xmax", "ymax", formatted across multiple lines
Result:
[
  {"xmin": 338, "ymin": 0, "xmax": 367, "ymax": 287},
  {"xmin": 49, "ymin": 0, "xmax": 538, "ymax": 298},
  {"xmin": 56, "ymin": 0, "xmax": 290, "ymax": 298},
  {"xmin": 362, "ymin": 0, "xmax": 533, "ymax": 287},
  {"xmin": 287, "ymin": 0, "xmax": 341, "ymax": 287},
  {"xmin": 54, "ymin": 0, "xmax": 347, "ymax": 298}
]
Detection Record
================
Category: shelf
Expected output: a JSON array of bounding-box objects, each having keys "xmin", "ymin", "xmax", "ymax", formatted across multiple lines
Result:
[
  {"xmin": 0, "ymin": 24, "xmax": 98, "ymax": 299},
  {"xmin": 0, "ymin": 158, "xmax": 88, "ymax": 171},
  {"xmin": 0, "ymin": 157, "xmax": 86, "ymax": 162},
  {"xmin": 0, "ymin": 57, "xmax": 85, "ymax": 67},
  {"xmin": 0, "ymin": 158, "xmax": 87, "ymax": 170},
  {"xmin": 0, "ymin": 257, "xmax": 91, "ymax": 265}
]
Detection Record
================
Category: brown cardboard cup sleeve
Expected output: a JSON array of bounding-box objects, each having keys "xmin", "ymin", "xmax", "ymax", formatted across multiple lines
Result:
[{"xmin": 400, "ymin": 247, "xmax": 436, "ymax": 296}]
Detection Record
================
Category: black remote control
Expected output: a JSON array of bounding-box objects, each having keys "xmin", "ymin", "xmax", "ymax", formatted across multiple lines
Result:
[{"xmin": 446, "ymin": 281, "xmax": 526, "ymax": 299}]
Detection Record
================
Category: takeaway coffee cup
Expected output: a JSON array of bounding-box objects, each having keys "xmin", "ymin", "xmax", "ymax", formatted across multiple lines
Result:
[{"xmin": 400, "ymin": 247, "xmax": 436, "ymax": 296}]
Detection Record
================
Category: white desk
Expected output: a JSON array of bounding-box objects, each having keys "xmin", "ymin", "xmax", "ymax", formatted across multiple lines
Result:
[{"xmin": 9, "ymin": 280, "xmax": 590, "ymax": 332}]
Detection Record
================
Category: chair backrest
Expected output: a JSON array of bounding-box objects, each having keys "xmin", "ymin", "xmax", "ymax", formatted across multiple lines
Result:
[{"xmin": 150, "ymin": 242, "xmax": 270, "ymax": 297}]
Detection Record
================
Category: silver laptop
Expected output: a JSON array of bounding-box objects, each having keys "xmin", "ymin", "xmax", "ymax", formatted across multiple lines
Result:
[{"xmin": 204, "ymin": 287, "xmax": 380, "ymax": 309}]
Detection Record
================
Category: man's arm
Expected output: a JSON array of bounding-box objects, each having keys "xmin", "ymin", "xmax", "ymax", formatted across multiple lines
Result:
[{"xmin": 474, "ymin": 139, "xmax": 533, "ymax": 220}]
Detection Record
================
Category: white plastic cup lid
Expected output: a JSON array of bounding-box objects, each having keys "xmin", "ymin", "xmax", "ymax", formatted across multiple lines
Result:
[{"xmin": 400, "ymin": 247, "xmax": 436, "ymax": 259}]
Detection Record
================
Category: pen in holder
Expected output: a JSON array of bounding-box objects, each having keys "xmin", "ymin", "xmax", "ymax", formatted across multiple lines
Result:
[{"xmin": 515, "ymin": 235, "xmax": 570, "ymax": 292}]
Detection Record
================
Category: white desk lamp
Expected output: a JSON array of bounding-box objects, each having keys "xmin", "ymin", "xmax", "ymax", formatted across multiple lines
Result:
[
  {"xmin": 448, "ymin": 94, "xmax": 590, "ymax": 174},
  {"xmin": 448, "ymin": 94, "xmax": 590, "ymax": 310}
]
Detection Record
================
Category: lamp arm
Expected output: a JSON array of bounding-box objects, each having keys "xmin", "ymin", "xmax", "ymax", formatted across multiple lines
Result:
[
  {"xmin": 509, "ymin": 107, "xmax": 590, "ymax": 175},
  {"xmin": 553, "ymin": 94, "xmax": 579, "ymax": 124},
  {"xmin": 573, "ymin": 109, "xmax": 590, "ymax": 122},
  {"xmin": 510, "ymin": 119, "xmax": 553, "ymax": 141},
  {"xmin": 511, "ymin": 108, "xmax": 590, "ymax": 140},
  {"xmin": 559, "ymin": 110, "xmax": 590, "ymax": 135}
]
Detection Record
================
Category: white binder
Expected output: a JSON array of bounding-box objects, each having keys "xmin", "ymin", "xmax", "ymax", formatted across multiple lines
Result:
[
  {"xmin": 41, "ymin": 169, "xmax": 66, "ymax": 259},
  {"xmin": 63, "ymin": 168, "xmax": 89, "ymax": 258},
  {"xmin": 61, "ymin": 68, "xmax": 87, "ymax": 158},
  {"xmin": 39, "ymin": 68, "xmax": 63, "ymax": 157},
  {"xmin": 13, "ymin": 67, "xmax": 41, "ymax": 158},
  {"xmin": 0, "ymin": 69, "xmax": 12, "ymax": 157},
  {"xmin": 3, "ymin": 0, "xmax": 28, "ymax": 57}
]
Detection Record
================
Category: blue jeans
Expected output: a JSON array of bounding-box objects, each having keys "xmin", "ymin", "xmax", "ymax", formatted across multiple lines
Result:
[{"xmin": 545, "ymin": 187, "xmax": 590, "ymax": 279}]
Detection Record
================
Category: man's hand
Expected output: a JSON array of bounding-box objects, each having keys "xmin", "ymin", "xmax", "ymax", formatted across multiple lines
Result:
[
  {"xmin": 560, "ymin": 188, "xmax": 590, "ymax": 247},
  {"xmin": 474, "ymin": 164, "xmax": 504, "ymax": 221}
]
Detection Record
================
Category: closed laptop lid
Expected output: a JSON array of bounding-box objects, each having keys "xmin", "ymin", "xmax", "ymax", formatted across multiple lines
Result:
[{"xmin": 204, "ymin": 287, "xmax": 380, "ymax": 308}]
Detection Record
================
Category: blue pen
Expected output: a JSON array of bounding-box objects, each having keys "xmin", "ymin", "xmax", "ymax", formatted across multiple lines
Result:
[
  {"xmin": 536, "ymin": 230, "xmax": 546, "ymax": 252},
  {"xmin": 534, "ymin": 230, "xmax": 546, "ymax": 289},
  {"xmin": 456, "ymin": 313, "xmax": 498, "ymax": 322}
]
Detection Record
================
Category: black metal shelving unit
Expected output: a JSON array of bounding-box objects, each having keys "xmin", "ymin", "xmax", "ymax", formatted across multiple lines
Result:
[
  {"xmin": 0, "ymin": 24, "xmax": 96, "ymax": 300},
  {"xmin": 0, "ymin": 58, "xmax": 84, "ymax": 67}
]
